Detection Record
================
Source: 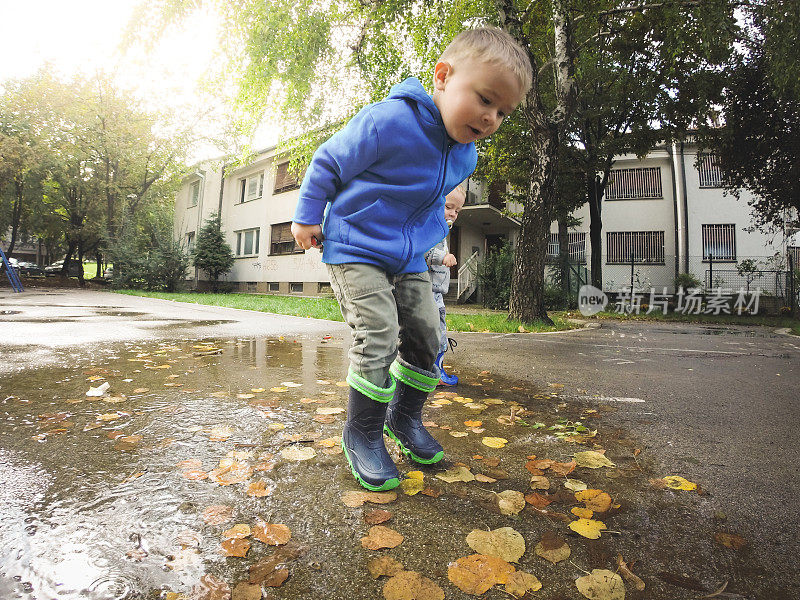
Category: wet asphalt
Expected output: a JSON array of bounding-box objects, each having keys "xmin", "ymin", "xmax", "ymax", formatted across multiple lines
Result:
[{"xmin": 1, "ymin": 288, "xmax": 798, "ymax": 599}]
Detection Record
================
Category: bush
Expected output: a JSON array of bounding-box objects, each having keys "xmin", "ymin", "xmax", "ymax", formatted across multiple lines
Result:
[
  {"xmin": 544, "ymin": 283, "xmax": 570, "ymax": 310},
  {"xmin": 674, "ymin": 272, "xmax": 701, "ymax": 290},
  {"xmin": 110, "ymin": 229, "xmax": 190, "ymax": 292},
  {"xmin": 476, "ymin": 242, "xmax": 514, "ymax": 310}
]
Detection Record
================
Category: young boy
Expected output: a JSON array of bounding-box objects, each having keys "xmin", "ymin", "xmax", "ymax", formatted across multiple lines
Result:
[
  {"xmin": 292, "ymin": 27, "xmax": 532, "ymax": 491},
  {"xmin": 427, "ymin": 185, "xmax": 466, "ymax": 386}
]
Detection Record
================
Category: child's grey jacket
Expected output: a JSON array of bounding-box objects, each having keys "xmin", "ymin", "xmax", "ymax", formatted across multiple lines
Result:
[{"xmin": 426, "ymin": 239, "xmax": 450, "ymax": 295}]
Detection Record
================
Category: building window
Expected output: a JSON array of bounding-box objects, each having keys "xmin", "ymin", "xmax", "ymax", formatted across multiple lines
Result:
[
  {"xmin": 189, "ymin": 180, "xmax": 200, "ymax": 207},
  {"xmin": 702, "ymin": 224, "xmax": 736, "ymax": 261},
  {"xmin": 289, "ymin": 282, "xmax": 304, "ymax": 293},
  {"xmin": 605, "ymin": 167, "xmax": 663, "ymax": 200},
  {"xmin": 186, "ymin": 231, "xmax": 195, "ymax": 254},
  {"xmin": 697, "ymin": 153, "xmax": 723, "ymax": 188},
  {"xmin": 317, "ymin": 282, "xmax": 332, "ymax": 294},
  {"xmin": 789, "ymin": 247, "xmax": 800, "ymax": 269},
  {"xmin": 235, "ymin": 228, "xmax": 260, "ymax": 257},
  {"xmin": 274, "ymin": 161, "xmax": 303, "ymax": 194},
  {"xmin": 547, "ymin": 232, "xmax": 586, "ymax": 263},
  {"xmin": 606, "ymin": 231, "xmax": 665, "ymax": 264},
  {"xmin": 239, "ymin": 173, "xmax": 265, "ymax": 203},
  {"xmin": 268, "ymin": 282, "xmax": 280, "ymax": 292},
  {"xmin": 270, "ymin": 222, "xmax": 303, "ymax": 255}
]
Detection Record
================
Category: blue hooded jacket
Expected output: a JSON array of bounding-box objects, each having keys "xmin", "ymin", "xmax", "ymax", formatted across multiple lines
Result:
[{"xmin": 292, "ymin": 77, "xmax": 478, "ymax": 274}]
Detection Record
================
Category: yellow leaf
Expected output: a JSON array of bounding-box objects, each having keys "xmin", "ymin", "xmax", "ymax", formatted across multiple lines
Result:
[
  {"xmin": 574, "ymin": 451, "xmax": 615, "ymax": 468},
  {"xmin": 564, "ymin": 478, "xmax": 588, "ymax": 491},
  {"xmin": 221, "ymin": 524, "xmax": 251, "ymax": 539},
  {"xmin": 568, "ymin": 518, "xmax": 607, "ymax": 539},
  {"xmin": 383, "ymin": 571, "xmax": 444, "ymax": 600},
  {"xmin": 270, "ymin": 387, "xmax": 288, "ymax": 392},
  {"xmin": 466, "ymin": 527, "xmax": 525, "ymax": 563},
  {"xmin": 482, "ymin": 437, "xmax": 508, "ymax": 449},
  {"xmin": 662, "ymin": 475, "xmax": 697, "ymax": 491},
  {"xmin": 436, "ymin": 466, "xmax": 475, "ymax": 483},
  {"xmin": 401, "ymin": 475, "xmax": 424, "ymax": 496},
  {"xmin": 572, "ymin": 507, "xmax": 594, "ymax": 519},
  {"xmin": 448, "ymin": 554, "xmax": 515, "ymax": 595},
  {"xmin": 450, "ymin": 431, "xmax": 469, "ymax": 437},
  {"xmin": 464, "ymin": 420, "xmax": 482, "ymax": 427},
  {"xmin": 406, "ymin": 470, "xmax": 424, "ymax": 480},
  {"xmin": 575, "ymin": 568, "xmax": 626, "ymax": 600},
  {"xmin": 505, "ymin": 571, "xmax": 542, "ymax": 597},
  {"xmin": 361, "ymin": 525, "xmax": 404, "ymax": 550},
  {"xmin": 575, "ymin": 489, "xmax": 613, "ymax": 512},
  {"xmin": 251, "ymin": 388, "xmax": 266, "ymax": 393}
]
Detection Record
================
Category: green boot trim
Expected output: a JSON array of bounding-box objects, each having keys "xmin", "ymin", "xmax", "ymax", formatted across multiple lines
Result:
[
  {"xmin": 346, "ymin": 369, "xmax": 395, "ymax": 403},
  {"xmin": 383, "ymin": 424, "xmax": 445, "ymax": 464},
  {"xmin": 341, "ymin": 436, "xmax": 400, "ymax": 491},
  {"xmin": 389, "ymin": 361, "xmax": 438, "ymax": 393}
]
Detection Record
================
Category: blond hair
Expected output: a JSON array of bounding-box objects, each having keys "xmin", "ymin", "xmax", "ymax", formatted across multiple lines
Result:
[{"xmin": 439, "ymin": 27, "xmax": 532, "ymax": 95}]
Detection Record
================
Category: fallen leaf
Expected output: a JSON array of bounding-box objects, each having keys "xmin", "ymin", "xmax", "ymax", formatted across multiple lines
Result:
[
  {"xmin": 496, "ymin": 490, "xmax": 526, "ymax": 516},
  {"xmin": 564, "ymin": 479, "xmax": 588, "ymax": 491},
  {"xmin": 208, "ymin": 425, "xmax": 233, "ymax": 442},
  {"xmin": 189, "ymin": 573, "xmax": 231, "ymax": 600},
  {"xmin": 464, "ymin": 420, "xmax": 482, "ymax": 427},
  {"xmin": 341, "ymin": 490, "xmax": 398, "ymax": 507},
  {"xmin": 361, "ymin": 525, "xmax": 404, "ymax": 550},
  {"xmin": 131, "ymin": 388, "xmax": 149, "ymax": 394},
  {"xmin": 568, "ymin": 518, "xmax": 607, "ymax": 539},
  {"xmin": 231, "ymin": 581, "xmax": 261, "ymax": 600},
  {"xmin": 280, "ymin": 445, "xmax": 317, "ymax": 461},
  {"xmin": 575, "ymin": 489, "xmax": 613, "ymax": 513},
  {"xmin": 550, "ymin": 460, "xmax": 577, "ymax": 476},
  {"xmin": 524, "ymin": 492, "xmax": 553, "ymax": 509},
  {"xmin": 714, "ymin": 532, "xmax": 747, "ymax": 550},
  {"xmin": 252, "ymin": 522, "xmax": 291, "ymax": 546},
  {"xmin": 575, "ymin": 568, "xmax": 626, "ymax": 600},
  {"xmin": 202, "ymin": 505, "xmax": 233, "ymax": 525},
  {"xmin": 220, "ymin": 538, "xmax": 250, "ymax": 557},
  {"xmin": 574, "ymin": 451, "xmax": 615, "ymax": 468},
  {"xmin": 182, "ymin": 469, "xmax": 209, "ymax": 481},
  {"xmin": 482, "ymin": 437, "xmax": 508, "ymax": 449},
  {"xmin": 447, "ymin": 554, "xmax": 516, "ymax": 595},
  {"xmin": 616, "ymin": 554, "xmax": 645, "ymax": 591},
  {"xmin": 364, "ymin": 509, "xmax": 393, "ymax": 525},
  {"xmin": 662, "ymin": 475, "xmax": 697, "ymax": 491},
  {"xmin": 383, "ymin": 570, "xmax": 445, "ymax": 600},
  {"xmin": 475, "ymin": 474, "xmax": 497, "ymax": 483},
  {"xmin": 208, "ymin": 462, "xmax": 253, "ymax": 486},
  {"xmin": 401, "ymin": 475, "xmax": 425, "ymax": 496},
  {"xmin": 177, "ymin": 459, "xmax": 203, "ymax": 470},
  {"xmin": 262, "ymin": 567, "xmax": 289, "ymax": 588},
  {"xmin": 367, "ymin": 555, "xmax": 404, "ymax": 579},
  {"xmin": 466, "ymin": 527, "xmax": 525, "ymax": 562},
  {"xmin": 436, "ymin": 466, "xmax": 475, "ymax": 483},
  {"xmin": 221, "ymin": 524, "xmax": 251, "ymax": 539},
  {"xmin": 534, "ymin": 531, "xmax": 571, "ymax": 564},
  {"xmin": 449, "ymin": 431, "xmax": 468, "ymax": 438},
  {"xmin": 505, "ymin": 571, "xmax": 542, "ymax": 597},
  {"xmin": 529, "ymin": 475, "xmax": 551, "ymax": 490},
  {"xmin": 247, "ymin": 480, "xmax": 272, "ymax": 497}
]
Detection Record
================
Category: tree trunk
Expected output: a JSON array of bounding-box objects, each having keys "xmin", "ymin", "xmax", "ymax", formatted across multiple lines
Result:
[
  {"xmin": 7, "ymin": 178, "xmax": 24, "ymax": 255},
  {"xmin": 558, "ymin": 217, "xmax": 570, "ymax": 299},
  {"xmin": 587, "ymin": 175, "xmax": 603, "ymax": 289},
  {"xmin": 509, "ymin": 115, "xmax": 559, "ymax": 324}
]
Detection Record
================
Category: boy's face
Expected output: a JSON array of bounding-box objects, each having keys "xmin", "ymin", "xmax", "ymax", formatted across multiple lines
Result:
[
  {"xmin": 433, "ymin": 57, "xmax": 524, "ymax": 145},
  {"xmin": 444, "ymin": 189, "xmax": 466, "ymax": 225}
]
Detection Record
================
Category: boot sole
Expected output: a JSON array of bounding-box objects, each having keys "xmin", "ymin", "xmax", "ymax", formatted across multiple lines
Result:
[
  {"xmin": 341, "ymin": 437, "xmax": 400, "ymax": 491},
  {"xmin": 383, "ymin": 424, "xmax": 444, "ymax": 465}
]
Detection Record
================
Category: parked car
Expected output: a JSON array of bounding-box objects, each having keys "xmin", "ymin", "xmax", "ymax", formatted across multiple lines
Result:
[
  {"xmin": 103, "ymin": 265, "xmax": 114, "ymax": 280},
  {"xmin": 44, "ymin": 259, "xmax": 83, "ymax": 277},
  {"xmin": 16, "ymin": 261, "xmax": 45, "ymax": 276}
]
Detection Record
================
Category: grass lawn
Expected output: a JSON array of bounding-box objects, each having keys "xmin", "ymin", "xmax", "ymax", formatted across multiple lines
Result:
[{"xmin": 114, "ymin": 290, "xmax": 579, "ymax": 333}]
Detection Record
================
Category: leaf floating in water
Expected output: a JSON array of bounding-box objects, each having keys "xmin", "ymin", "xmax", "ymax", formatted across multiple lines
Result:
[
  {"xmin": 575, "ymin": 568, "xmax": 626, "ymax": 600},
  {"xmin": 448, "ymin": 554, "xmax": 515, "ymax": 595},
  {"xmin": 383, "ymin": 570, "xmax": 444, "ymax": 600},
  {"xmin": 201, "ymin": 504, "xmax": 233, "ymax": 525},
  {"xmin": 361, "ymin": 525, "xmax": 403, "ymax": 550},
  {"xmin": 252, "ymin": 521, "xmax": 291, "ymax": 546},
  {"xmin": 280, "ymin": 446, "xmax": 317, "ymax": 461}
]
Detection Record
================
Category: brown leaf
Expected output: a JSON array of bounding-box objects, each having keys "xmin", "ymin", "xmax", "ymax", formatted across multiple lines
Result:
[
  {"xmin": 534, "ymin": 531, "xmax": 571, "ymax": 564},
  {"xmin": 383, "ymin": 570, "xmax": 444, "ymax": 600},
  {"xmin": 177, "ymin": 459, "xmax": 203, "ymax": 470},
  {"xmin": 248, "ymin": 542, "xmax": 305, "ymax": 585},
  {"xmin": 252, "ymin": 522, "xmax": 291, "ymax": 546},
  {"xmin": 482, "ymin": 457, "xmax": 501, "ymax": 468},
  {"xmin": 182, "ymin": 469, "xmax": 209, "ymax": 481},
  {"xmin": 447, "ymin": 554, "xmax": 516, "ymax": 595},
  {"xmin": 231, "ymin": 581, "xmax": 261, "ymax": 600},
  {"xmin": 505, "ymin": 571, "xmax": 542, "ymax": 597},
  {"xmin": 529, "ymin": 475, "xmax": 551, "ymax": 490},
  {"xmin": 529, "ymin": 459, "xmax": 554, "ymax": 470},
  {"xmin": 246, "ymin": 480, "xmax": 272, "ymax": 497},
  {"xmin": 617, "ymin": 554, "xmax": 646, "ymax": 591},
  {"xmin": 341, "ymin": 490, "xmax": 398, "ymax": 507},
  {"xmin": 658, "ymin": 572, "xmax": 706, "ymax": 591},
  {"xmin": 575, "ymin": 489, "xmax": 613, "ymax": 513},
  {"xmin": 361, "ymin": 525, "xmax": 404, "ymax": 550},
  {"xmin": 364, "ymin": 509, "xmax": 393, "ymax": 525},
  {"xmin": 188, "ymin": 573, "xmax": 231, "ymax": 600},
  {"xmin": 221, "ymin": 524, "xmax": 251, "ymax": 539},
  {"xmin": 202, "ymin": 505, "xmax": 233, "ymax": 525},
  {"xmin": 367, "ymin": 555, "xmax": 405, "ymax": 579},
  {"xmin": 208, "ymin": 462, "xmax": 253, "ymax": 486},
  {"xmin": 549, "ymin": 460, "xmax": 577, "ymax": 476},
  {"xmin": 714, "ymin": 532, "xmax": 747, "ymax": 550},
  {"xmin": 220, "ymin": 538, "xmax": 250, "ymax": 558},
  {"xmin": 524, "ymin": 492, "xmax": 553, "ymax": 509}
]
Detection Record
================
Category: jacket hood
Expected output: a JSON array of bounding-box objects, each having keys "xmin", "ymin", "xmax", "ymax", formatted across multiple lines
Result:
[{"xmin": 387, "ymin": 77, "xmax": 441, "ymax": 125}]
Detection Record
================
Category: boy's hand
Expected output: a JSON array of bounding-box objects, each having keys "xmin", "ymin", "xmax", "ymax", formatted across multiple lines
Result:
[
  {"xmin": 443, "ymin": 253, "xmax": 457, "ymax": 268},
  {"xmin": 291, "ymin": 222, "xmax": 324, "ymax": 250}
]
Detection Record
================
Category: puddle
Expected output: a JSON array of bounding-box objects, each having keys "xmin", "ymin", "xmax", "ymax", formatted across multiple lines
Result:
[
  {"xmin": 0, "ymin": 310, "xmax": 21, "ymax": 316},
  {"xmin": 0, "ymin": 338, "xmax": 782, "ymax": 599}
]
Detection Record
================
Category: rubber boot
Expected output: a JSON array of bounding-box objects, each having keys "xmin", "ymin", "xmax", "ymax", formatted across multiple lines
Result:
[
  {"xmin": 341, "ymin": 387, "xmax": 400, "ymax": 491},
  {"xmin": 435, "ymin": 350, "xmax": 458, "ymax": 386},
  {"xmin": 384, "ymin": 380, "xmax": 444, "ymax": 464}
]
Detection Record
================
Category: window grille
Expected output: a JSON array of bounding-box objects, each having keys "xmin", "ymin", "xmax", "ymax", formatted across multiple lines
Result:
[
  {"xmin": 605, "ymin": 167, "xmax": 662, "ymax": 200},
  {"xmin": 235, "ymin": 228, "xmax": 260, "ymax": 257},
  {"xmin": 274, "ymin": 162, "xmax": 303, "ymax": 194},
  {"xmin": 702, "ymin": 224, "xmax": 736, "ymax": 260},
  {"xmin": 698, "ymin": 154, "xmax": 723, "ymax": 188},
  {"xmin": 185, "ymin": 232, "xmax": 195, "ymax": 254},
  {"xmin": 270, "ymin": 222, "xmax": 303, "ymax": 255},
  {"xmin": 547, "ymin": 232, "xmax": 586, "ymax": 262},
  {"xmin": 789, "ymin": 247, "xmax": 800, "ymax": 269},
  {"xmin": 290, "ymin": 282, "xmax": 304, "ymax": 293},
  {"xmin": 606, "ymin": 231, "xmax": 665, "ymax": 263}
]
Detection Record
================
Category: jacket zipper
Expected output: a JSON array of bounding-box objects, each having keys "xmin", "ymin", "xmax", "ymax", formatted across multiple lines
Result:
[{"xmin": 400, "ymin": 138, "xmax": 453, "ymax": 269}]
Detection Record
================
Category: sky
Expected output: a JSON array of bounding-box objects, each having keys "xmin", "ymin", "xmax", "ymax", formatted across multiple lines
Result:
[{"xmin": 0, "ymin": 0, "xmax": 279, "ymax": 156}]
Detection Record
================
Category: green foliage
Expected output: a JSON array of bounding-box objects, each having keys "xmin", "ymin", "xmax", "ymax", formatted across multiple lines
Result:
[
  {"xmin": 476, "ymin": 242, "xmax": 514, "ymax": 310},
  {"xmin": 674, "ymin": 272, "xmax": 702, "ymax": 290},
  {"xmin": 193, "ymin": 213, "xmax": 234, "ymax": 289}
]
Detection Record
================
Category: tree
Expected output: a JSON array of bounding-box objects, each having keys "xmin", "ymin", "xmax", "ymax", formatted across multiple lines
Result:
[
  {"xmin": 193, "ymin": 213, "xmax": 234, "ymax": 290},
  {"xmin": 136, "ymin": 0, "xmax": 737, "ymax": 320}
]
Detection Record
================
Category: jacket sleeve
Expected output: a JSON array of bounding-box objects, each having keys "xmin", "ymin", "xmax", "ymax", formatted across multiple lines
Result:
[
  {"xmin": 426, "ymin": 240, "xmax": 447, "ymax": 267},
  {"xmin": 293, "ymin": 107, "xmax": 380, "ymax": 225}
]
